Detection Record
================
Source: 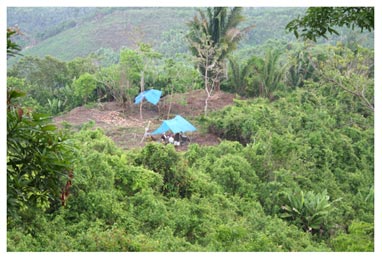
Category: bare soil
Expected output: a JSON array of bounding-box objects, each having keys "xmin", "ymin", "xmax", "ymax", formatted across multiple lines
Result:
[{"xmin": 53, "ymin": 89, "xmax": 236, "ymax": 150}]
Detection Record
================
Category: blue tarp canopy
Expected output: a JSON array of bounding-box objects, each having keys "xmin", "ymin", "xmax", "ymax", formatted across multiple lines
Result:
[
  {"xmin": 134, "ymin": 89, "xmax": 162, "ymax": 105},
  {"xmin": 151, "ymin": 115, "xmax": 197, "ymax": 135}
]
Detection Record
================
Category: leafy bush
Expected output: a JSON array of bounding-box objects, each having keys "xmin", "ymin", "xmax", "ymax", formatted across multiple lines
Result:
[
  {"xmin": 330, "ymin": 221, "xmax": 373, "ymax": 251},
  {"xmin": 280, "ymin": 190, "xmax": 340, "ymax": 233},
  {"xmin": 135, "ymin": 142, "xmax": 192, "ymax": 197}
]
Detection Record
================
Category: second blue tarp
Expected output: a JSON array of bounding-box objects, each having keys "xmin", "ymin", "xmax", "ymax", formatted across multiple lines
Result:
[{"xmin": 134, "ymin": 89, "xmax": 162, "ymax": 105}]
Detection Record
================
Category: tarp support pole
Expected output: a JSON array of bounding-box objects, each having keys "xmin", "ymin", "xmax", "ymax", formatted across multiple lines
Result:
[{"xmin": 140, "ymin": 121, "xmax": 151, "ymax": 144}]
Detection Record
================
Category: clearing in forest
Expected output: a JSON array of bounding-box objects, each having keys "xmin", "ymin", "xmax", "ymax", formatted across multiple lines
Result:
[{"xmin": 54, "ymin": 89, "xmax": 236, "ymax": 150}]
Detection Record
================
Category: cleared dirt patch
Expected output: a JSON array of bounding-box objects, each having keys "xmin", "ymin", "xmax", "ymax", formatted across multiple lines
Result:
[{"xmin": 54, "ymin": 89, "xmax": 235, "ymax": 149}]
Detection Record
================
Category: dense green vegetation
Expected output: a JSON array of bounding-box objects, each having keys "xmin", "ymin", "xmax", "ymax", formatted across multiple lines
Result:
[
  {"xmin": 7, "ymin": 7, "xmax": 374, "ymax": 252},
  {"xmin": 286, "ymin": 7, "xmax": 374, "ymax": 42}
]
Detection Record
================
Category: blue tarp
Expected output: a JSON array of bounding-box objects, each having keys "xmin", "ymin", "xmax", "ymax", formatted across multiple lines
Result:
[
  {"xmin": 151, "ymin": 115, "xmax": 197, "ymax": 135},
  {"xmin": 134, "ymin": 89, "xmax": 162, "ymax": 105}
]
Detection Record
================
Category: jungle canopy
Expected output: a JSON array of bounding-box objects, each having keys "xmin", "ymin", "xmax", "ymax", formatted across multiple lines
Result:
[
  {"xmin": 134, "ymin": 89, "xmax": 162, "ymax": 105},
  {"xmin": 151, "ymin": 115, "xmax": 197, "ymax": 135}
]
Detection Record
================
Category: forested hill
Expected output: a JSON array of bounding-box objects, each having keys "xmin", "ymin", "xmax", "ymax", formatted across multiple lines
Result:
[
  {"xmin": 7, "ymin": 7, "xmax": 374, "ymax": 252},
  {"xmin": 7, "ymin": 7, "xmax": 373, "ymax": 64}
]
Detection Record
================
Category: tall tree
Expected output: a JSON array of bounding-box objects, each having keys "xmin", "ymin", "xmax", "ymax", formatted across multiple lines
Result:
[
  {"xmin": 7, "ymin": 29, "xmax": 75, "ymax": 226},
  {"xmin": 286, "ymin": 7, "xmax": 374, "ymax": 42},
  {"xmin": 187, "ymin": 7, "xmax": 254, "ymax": 92},
  {"xmin": 119, "ymin": 44, "xmax": 161, "ymax": 118}
]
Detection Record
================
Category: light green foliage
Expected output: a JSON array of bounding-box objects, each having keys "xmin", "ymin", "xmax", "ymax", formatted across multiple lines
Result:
[
  {"xmin": 158, "ymin": 57, "xmax": 202, "ymax": 95},
  {"xmin": 316, "ymin": 44, "xmax": 374, "ymax": 112},
  {"xmin": 120, "ymin": 44, "xmax": 161, "ymax": 88},
  {"xmin": 206, "ymin": 66, "xmax": 373, "ymax": 243},
  {"xmin": 226, "ymin": 55, "xmax": 265, "ymax": 96},
  {"xmin": 135, "ymin": 142, "xmax": 192, "ymax": 198},
  {"xmin": 115, "ymin": 165, "xmax": 163, "ymax": 195},
  {"xmin": 211, "ymin": 154, "xmax": 259, "ymax": 197},
  {"xmin": 67, "ymin": 56, "xmax": 98, "ymax": 80},
  {"xmin": 285, "ymin": 44, "xmax": 323, "ymax": 88},
  {"xmin": 7, "ymin": 76, "xmax": 43, "ymax": 112},
  {"xmin": 73, "ymin": 72, "xmax": 97, "ymax": 104},
  {"xmin": 246, "ymin": 49, "xmax": 286, "ymax": 99},
  {"xmin": 330, "ymin": 221, "xmax": 373, "ymax": 251},
  {"xmin": 120, "ymin": 48, "xmax": 144, "ymax": 83},
  {"xmin": 116, "ymin": 45, "xmax": 161, "ymax": 109}
]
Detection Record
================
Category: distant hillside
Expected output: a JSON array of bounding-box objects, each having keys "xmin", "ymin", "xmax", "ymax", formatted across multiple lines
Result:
[
  {"xmin": 7, "ymin": 7, "xmax": 197, "ymax": 62},
  {"xmin": 7, "ymin": 8, "xmax": 303, "ymax": 61},
  {"xmin": 7, "ymin": 7, "xmax": 373, "ymax": 65}
]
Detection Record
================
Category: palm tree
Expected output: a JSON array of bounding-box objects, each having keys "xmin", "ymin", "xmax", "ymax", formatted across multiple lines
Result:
[
  {"xmin": 228, "ymin": 50, "xmax": 286, "ymax": 99},
  {"xmin": 261, "ymin": 49, "xmax": 286, "ymax": 98},
  {"xmin": 187, "ymin": 7, "xmax": 254, "ymax": 92},
  {"xmin": 227, "ymin": 55, "xmax": 262, "ymax": 96}
]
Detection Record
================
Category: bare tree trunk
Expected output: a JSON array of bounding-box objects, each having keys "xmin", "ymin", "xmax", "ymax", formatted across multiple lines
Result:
[
  {"xmin": 204, "ymin": 62, "xmax": 211, "ymax": 116},
  {"xmin": 204, "ymin": 92, "xmax": 211, "ymax": 116},
  {"xmin": 139, "ymin": 101, "xmax": 143, "ymax": 120},
  {"xmin": 139, "ymin": 70, "xmax": 145, "ymax": 120},
  {"xmin": 167, "ymin": 85, "xmax": 174, "ymax": 119},
  {"xmin": 140, "ymin": 71, "xmax": 145, "ymax": 92},
  {"xmin": 140, "ymin": 121, "xmax": 151, "ymax": 143}
]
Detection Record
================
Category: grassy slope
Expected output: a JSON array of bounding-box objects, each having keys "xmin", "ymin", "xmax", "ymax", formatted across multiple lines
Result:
[
  {"xmin": 8, "ymin": 7, "xmax": 306, "ymax": 63},
  {"xmin": 10, "ymin": 8, "xmax": 196, "ymax": 62}
]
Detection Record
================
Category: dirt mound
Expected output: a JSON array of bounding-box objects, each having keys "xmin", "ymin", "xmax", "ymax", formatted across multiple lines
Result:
[
  {"xmin": 159, "ymin": 89, "xmax": 236, "ymax": 117},
  {"xmin": 54, "ymin": 89, "xmax": 235, "ymax": 149}
]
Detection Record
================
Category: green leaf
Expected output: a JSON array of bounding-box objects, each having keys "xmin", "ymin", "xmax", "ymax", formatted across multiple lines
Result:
[
  {"xmin": 291, "ymin": 30, "xmax": 298, "ymax": 39},
  {"xmin": 32, "ymin": 113, "xmax": 50, "ymax": 121},
  {"xmin": 9, "ymin": 90, "xmax": 26, "ymax": 99},
  {"xmin": 280, "ymin": 213, "xmax": 292, "ymax": 218},
  {"xmin": 41, "ymin": 125, "xmax": 57, "ymax": 132}
]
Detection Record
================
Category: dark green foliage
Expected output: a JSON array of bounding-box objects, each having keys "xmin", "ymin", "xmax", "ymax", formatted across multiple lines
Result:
[
  {"xmin": 7, "ymin": 28, "xmax": 22, "ymax": 57},
  {"xmin": 227, "ymin": 55, "xmax": 264, "ymax": 96},
  {"xmin": 227, "ymin": 48, "xmax": 287, "ymax": 98},
  {"xmin": 7, "ymin": 56, "xmax": 72, "ymax": 114},
  {"xmin": 7, "ymin": 90, "xmax": 75, "ymax": 229},
  {"xmin": 286, "ymin": 7, "xmax": 374, "ymax": 42},
  {"xmin": 285, "ymin": 45, "xmax": 321, "ymax": 88}
]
